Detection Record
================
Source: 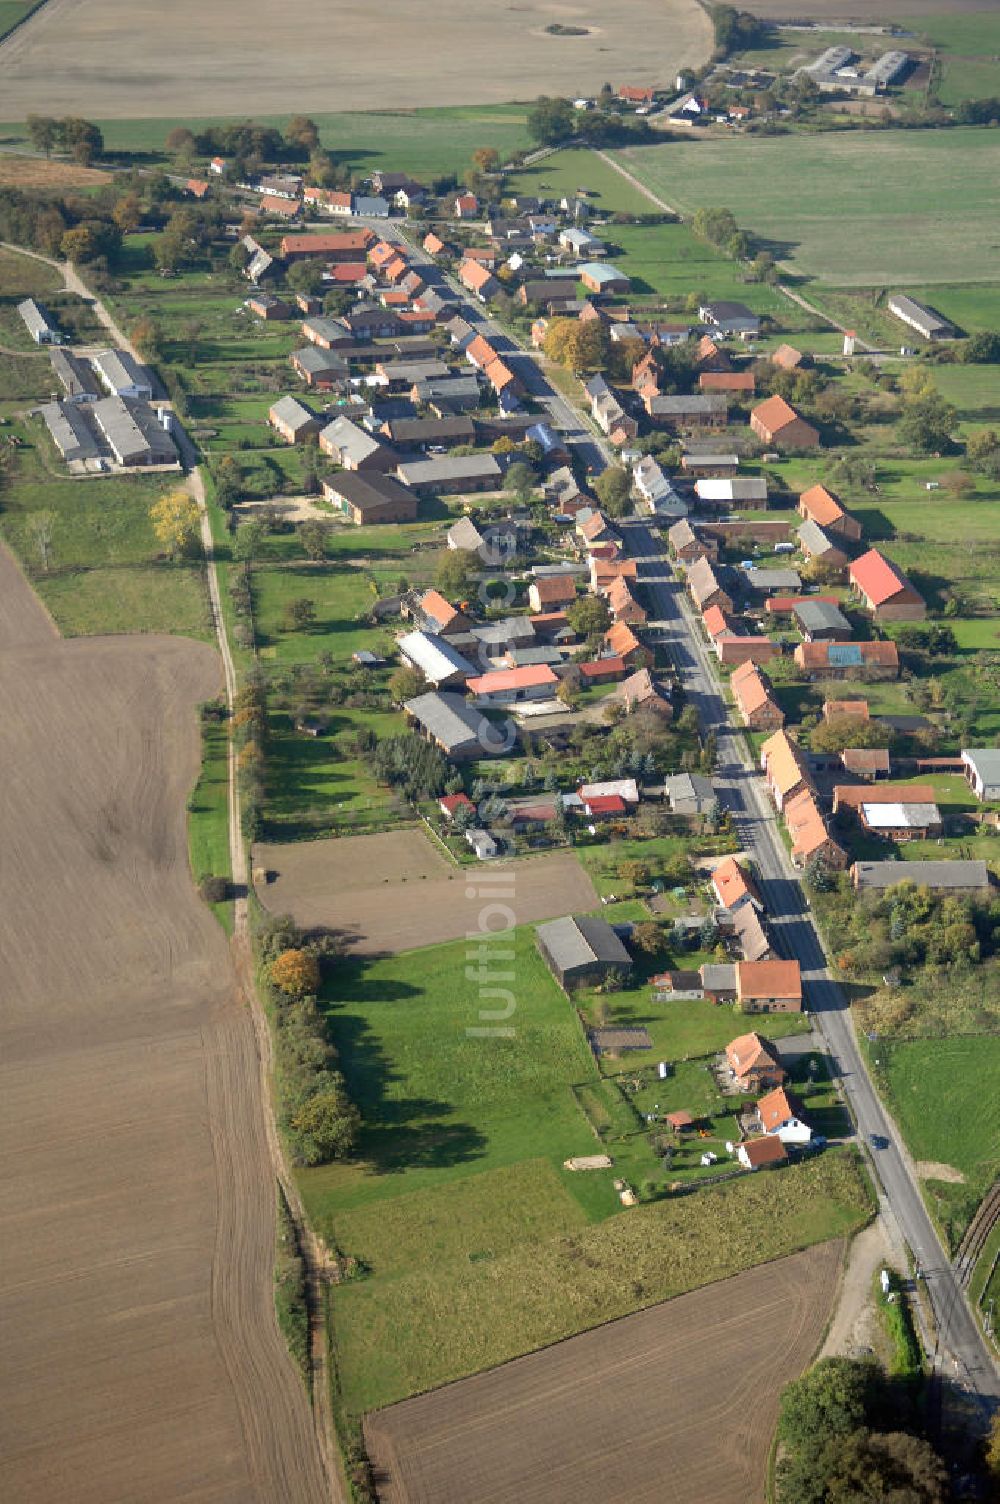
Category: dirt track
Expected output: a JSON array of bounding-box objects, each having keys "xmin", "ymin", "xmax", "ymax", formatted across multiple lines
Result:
[
  {"xmin": 254, "ymin": 830, "xmax": 600, "ymax": 953},
  {"xmin": 365, "ymin": 1238, "xmax": 844, "ymax": 1504},
  {"xmin": 0, "ymin": 546, "xmax": 327, "ymax": 1502},
  {"xmin": 0, "ymin": 0, "xmax": 712, "ymax": 117}
]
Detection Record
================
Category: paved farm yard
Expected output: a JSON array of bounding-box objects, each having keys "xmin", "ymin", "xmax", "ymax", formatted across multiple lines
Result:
[
  {"xmin": 365, "ymin": 1240, "xmax": 844, "ymax": 1504},
  {"xmin": 254, "ymin": 830, "xmax": 599, "ymax": 952},
  {"xmin": 614, "ymin": 128, "xmax": 1000, "ymax": 287},
  {"xmin": 0, "ymin": 0, "xmax": 711, "ymax": 117}
]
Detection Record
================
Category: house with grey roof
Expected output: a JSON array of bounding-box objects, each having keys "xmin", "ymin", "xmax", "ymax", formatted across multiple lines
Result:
[
  {"xmin": 646, "ymin": 394, "xmax": 728, "ymax": 429},
  {"xmin": 797, "ymin": 519, "xmax": 850, "ymax": 571},
  {"xmin": 404, "ymin": 691, "xmax": 510, "ymax": 760},
  {"xmin": 536, "ymin": 914, "xmax": 633, "ymax": 990},
  {"xmin": 290, "ymin": 345, "xmax": 349, "ymax": 388},
  {"xmin": 18, "ymin": 298, "xmax": 61, "ymax": 344},
  {"xmin": 663, "ymin": 773, "xmax": 717, "ymax": 816},
  {"xmin": 743, "ymin": 568, "xmax": 802, "ymax": 595},
  {"xmin": 411, "ymin": 374, "xmax": 482, "ymax": 412}
]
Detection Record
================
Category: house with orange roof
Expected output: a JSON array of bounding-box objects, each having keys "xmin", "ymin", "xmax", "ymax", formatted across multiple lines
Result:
[
  {"xmin": 407, "ymin": 589, "xmax": 473, "ymax": 638},
  {"xmin": 738, "ymin": 1136, "xmax": 788, "ymax": 1169},
  {"xmin": 465, "ymin": 333, "xmax": 499, "ymax": 370},
  {"xmin": 711, "ymin": 855, "xmax": 761, "ymax": 913},
  {"xmin": 605, "ymin": 620, "xmax": 651, "ymax": 668},
  {"xmin": 725, "ymin": 1032, "xmax": 786, "ymax": 1091},
  {"xmin": 849, "ymin": 548, "xmax": 926, "ymax": 622},
  {"xmin": 423, "ymin": 232, "xmax": 447, "ymax": 256},
  {"xmin": 186, "ymin": 178, "xmax": 210, "ymax": 199},
  {"xmin": 756, "ymin": 1086, "xmax": 812, "ymax": 1144},
  {"xmin": 771, "ymin": 344, "xmax": 804, "ymax": 371},
  {"xmin": 694, "ymin": 335, "xmax": 732, "ymax": 373},
  {"xmin": 281, "ymin": 230, "xmax": 372, "ymax": 261},
  {"xmin": 717, "ymin": 635, "xmax": 779, "ymax": 668},
  {"xmin": 832, "ymin": 782, "xmax": 936, "ymax": 816},
  {"xmin": 798, "ymin": 483, "xmax": 862, "ymax": 541},
  {"xmin": 454, "ymin": 192, "xmax": 479, "ymax": 218},
  {"xmin": 261, "ymin": 194, "xmax": 301, "ymax": 219},
  {"xmin": 607, "ymin": 574, "xmax": 647, "ymax": 624},
  {"xmin": 760, "ymin": 729, "xmax": 813, "ymax": 810},
  {"xmin": 618, "ymin": 84, "xmax": 656, "ymax": 103},
  {"xmin": 590, "ymin": 557, "xmax": 638, "ymax": 593},
  {"xmin": 737, "ymin": 958, "xmax": 802, "ymax": 1013},
  {"xmin": 784, "ymin": 789, "xmax": 847, "ymax": 870},
  {"xmin": 823, "ymin": 698, "xmax": 870, "ymax": 723},
  {"xmin": 484, "ymin": 356, "xmax": 519, "ymax": 398},
  {"xmin": 731, "ymin": 661, "xmax": 784, "ymax": 731},
  {"xmin": 702, "ymin": 603, "xmax": 731, "ymax": 642},
  {"xmin": 750, "ymin": 395, "xmax": 819, "ymax": 450},
  {"xmin": 458, "ymin": 258, "xmax": 500, "ymax": 301}
]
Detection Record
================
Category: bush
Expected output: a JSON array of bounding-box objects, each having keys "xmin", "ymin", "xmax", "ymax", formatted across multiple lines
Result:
[
  {"xmin": 270, "ymin": 947, "xmax": 321, "ymax": 997},
  {"xmin": 198, "ymin": 873, "xmax": 230, "ymax": 904}
]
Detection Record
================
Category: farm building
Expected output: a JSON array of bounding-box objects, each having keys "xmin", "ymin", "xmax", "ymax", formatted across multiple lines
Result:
[
  {"xmin": 404, "ymin": 691, "xmax": 504, "ymax": 760},
  {"xmin": 793, "ymin": 600, "xmax": 852, "ymax": 641},
  {"xmin": 269, "ymin": 395, "xmax": 322, "ymax": 444},
  {"xmin": 717, "ymin": 636, "xmax": 779, "ymax": 669},
  {"xmin": 397, "ymin": 631, "xmax": 474, "ymax": 688},
  {"xmin": 832, "ymin": 783, "xmax": 936, "ymax": 817},
  {"xmin": 320, "ymin": 417, "xmax": 398, "ymax": 472},
  {"xmin": 849, "ymin": 549, "xmax": 926, "ymax": 622},
  {"xmin": 536, "ymin": 915, "xmax": 633, "ymax": 991},
  {"xmin": 962, "ymin": 749, "xmax": 1000, "ymax": 803},
  {"xmin": 248, "ymin": 294, "xmax": 291, "ymax": 320},
  {"xmin": 92, "ymin": 349, "xmax": 153, "ymax": 401},
  {"xmin": 645, "ymin": 394, "xmax": 728, "ymax": 429},
  {"xmin": 49, "ymin": 348, "xmax": 101, "ymax": 402},
  {"xmin": 743, "ymin": 568, "xmax": 802, "ymax": 597},
  {"xmin": 887, "ymin": 294, "xmax": 954, "ymax": 342},
  {"xmin": 851, "ymin": 860, "xmax": 991, "ymax": 895},
  {"xmin": 695, "ymin": 477, "xmax": 769, "ymax": 508},
  {"xmin": 390, "ymin": 416, "xmax": 476, "ymax": 449},
  {"xmin": 322, "ymin": 472, "xmax": 418, "ymax": 525},
  {"xmin": 528, "ymin": 575, "xmax": 577, "ymax": 613},
  {"xmin": 18, "ymin": 298, "xmax": 61, "ymax": 344},
  {"xmin": 750, "ymin": 396, "xmax": 819, "ymax": 450},
  {"xmin": 89, "ymin": 398, "xmax": 178, "ymax": 468},
  {"xmin": 797, "ymin": 521, "xmax": 850, "ymax": 574},
  {"xmin": 290, "ymin": 346, "xmax": 349, "ymax": 389},
  {"xmin": 858, "ymin": 801, "xmax": 943, "ymax": 841},
  {"xmin": 38, "ymin": 400, "xmax": 103, "ymax": 464},
  {"xmin": 578, "ymin": 263, "xmax": 630, "ymax": 296},
  {"xmin": 794, "ymin": 640, "xmax": 899, "ymax": 680},
  {"xmin": 699, "ymin": 300, "xmax": 760, "ymax": 337},
  {"xmin": 698, "ymin": 371, "xmax": 755, "ymax": 395},
  {"xmin": 466, "ymin": 664, "xmax": 558, "ymax": 705},
  {"xmin": 280, "ymin": 230, "xmax": 372, "ymax": 262},
  {"xmin": 772, "ymin": 344, "xmax": 804, "ymax": 370},
  {"xmin": 396, "ymin": 455, "xmax": 501, "ymax": 493}
]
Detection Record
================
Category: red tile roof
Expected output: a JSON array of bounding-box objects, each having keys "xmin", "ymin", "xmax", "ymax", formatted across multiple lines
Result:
[
  {"xmin": 579, "ymin": 656, "xmax": 627, "ymax": 680},
  {"xmin": 741, "ymin": 1135, "xmax": 787, "ymax": 1167},
  {"xmin": 849, "ymin": 548, "xmax": 921, "ymax": 609},
  {"xmin": 439, "ymin": 793, "xmax": 474, "ymax": 816},
  {"xmin": 757, "ymin": 1086, "xmax": 803, "ymax": 1134},
  {"xmin": 467, "ymin": 664, "xmax": 558, "ymax": 694},
  {"xmin": 799, "ymin": 483, "xmax": 845, "ymax": 527},
  {"xmin": 751, "ymin": 394, "xmax": 801, "ymax": 434},
  {"xmin": 712, "ymin": 856, "xmax": 756, "ymax": 910},
  {"xmin": 702, "ymin": 604, "xmax": 730, "ymax": 638},
  {"xmin": 726, "ymin": 1031, "xmax": 783, "ymax": 1082},
  {"xmin": 737, "ymin": 958, "xmax": 802, "ymax": 1001},
  {"xmin": 281, "ymin": 231, "xmax": 370, "ymax": 256},
  {"xmin": 585, "ymin": 793, "xmax": 628, "ymax": 814}
]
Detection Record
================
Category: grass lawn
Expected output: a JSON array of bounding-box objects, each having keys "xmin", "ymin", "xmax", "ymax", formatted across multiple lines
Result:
[
  {"xmin": 0, "ymin": 104, "xmax": 531, "ymax": 179},
  {"xmin": 263, "ymin": 706, "xmax": 404, "ymax": 839},
  {"xmin": 871, "ymin": 1035, "xmax": 1000, "ymax": 1251},
  {"xmin": 613, "ymin": 129, "xmax": 1000, "ymax": 289},
  {"xmin": 898, "ymin": 13, "xmax": 1000, "ymax": 105},
  {"xmin": 0, "ymin": 423, "xmax": 210, "ymax": 638},
  {"xmin": 0, "ymin": 243, "xmax": 62, "ymax": 299},
  {"xmin": 969, "ymin": 1221, "xmax": 1000, "ymax": 1354},
  {"xmin": 503, "ymin": 147, "xmax": 658, "ymax": 218},
  {"xmin": 187, "ymin": 719, "xmax": 233, "ymax": 933},
  {"xmin": 328, "ymin": 1148, "xmax": 871, "ymax": 1414},
  {"xmin": 252, "ymin": 561, "xmax": 383, "ymax": 662}
]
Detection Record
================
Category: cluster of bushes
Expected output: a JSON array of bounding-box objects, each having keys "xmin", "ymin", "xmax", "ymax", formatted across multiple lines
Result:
[
  {"xmin": 371, "ymin": 731, "xmax": 449, "ymax": 800},
  {"xmin": 776, "ymin": 1357, "xmax": 947, "ymax": 1504},
  {"xmin": 234, "ymin": 672, "xmax": 268, "ymax": 840},
  {"xmin": 256, "ymin": 915, "xmax": 360, "ymax": 1167},
  {"xmin": 822, "ymin": 874, "xmax": 1000, "ymax": 983},
  {"xmin": 525, "ymin": 95, "xmax": 656, "ymax": 147}
]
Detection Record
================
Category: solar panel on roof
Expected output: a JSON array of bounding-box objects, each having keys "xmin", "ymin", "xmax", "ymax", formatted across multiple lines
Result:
[{"xmin": 828, "ymin": 643, "xmax": 863, "ymax": 666}]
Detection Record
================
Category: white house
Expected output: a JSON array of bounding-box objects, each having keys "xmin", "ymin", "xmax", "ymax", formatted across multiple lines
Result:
[{"xmin": 757, "ymin": 1086, "xmax": 812, "ymax": 1145}]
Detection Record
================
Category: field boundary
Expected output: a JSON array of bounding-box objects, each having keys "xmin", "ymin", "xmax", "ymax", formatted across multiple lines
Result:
[{"xmin": 0, "ymin": 0, "xmax": 50, "ymax": 48}]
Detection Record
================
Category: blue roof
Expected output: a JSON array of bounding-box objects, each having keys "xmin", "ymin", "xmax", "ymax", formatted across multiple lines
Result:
[{"xmin": 526, "ymin": 421, "xmax": 561, "ymax": 452}]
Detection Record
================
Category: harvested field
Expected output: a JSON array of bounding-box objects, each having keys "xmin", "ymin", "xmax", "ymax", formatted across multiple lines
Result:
[
  {"xmin": 0, "ymin": 0, "xmax": 711, "ymax": 117},
  {"xmin": 0, "ymin": 151, "xmax": 110, "ymax": 188},
  {"xmin": 254, "ymin": 830, "xmax": 599, "ymax": 953},
  {"xmin": 364, "ymin": 1239, "xmax": 844, "ymax": 1504},
  {"xmin": 0, "ymin": 545, "xmax": 326, "ymax": 1503}
]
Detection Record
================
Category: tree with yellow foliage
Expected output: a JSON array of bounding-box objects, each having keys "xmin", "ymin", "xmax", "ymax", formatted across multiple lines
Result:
[
  {"xmin": 270, "ymin": 948, "xmax": 321, "ymax": 997},
  {"xmin": 150, "ymin": 488, "xmax": 201, "ymax": 559}
]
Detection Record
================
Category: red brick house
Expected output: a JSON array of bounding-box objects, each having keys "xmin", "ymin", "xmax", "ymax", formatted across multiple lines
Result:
[
  {"xmin": 750, "ymin": 395, "xmax": 819, "ymax": 450},
  {"xmin": 849, "ymin": 548, "xmax": 926, "ymax": 622}
]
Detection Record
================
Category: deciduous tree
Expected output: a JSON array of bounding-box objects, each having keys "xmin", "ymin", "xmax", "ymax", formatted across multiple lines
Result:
[
  {"xmin": 150, "ymin": 488, "xmax": 201, "ymax": 558},
  {"xmin": 270, "ymin": 948, "xmax": 321, "ymax": 997}
]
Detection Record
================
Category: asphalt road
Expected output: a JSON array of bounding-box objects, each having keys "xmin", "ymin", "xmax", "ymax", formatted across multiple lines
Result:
[
  {"xmin": 625, "ymin": 520, "xmax": 1000, "ymax": 1411},
  {"xmin": 382, "ymin": 219, "xmax": 998, "ymax": 1406}
]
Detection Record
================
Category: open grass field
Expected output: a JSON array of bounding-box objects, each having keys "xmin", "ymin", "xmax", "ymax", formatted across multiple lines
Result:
[
  {"xmin": 900, "ymin": 13, "xmax": 1000, "ymax": 105},
  {"xmin": 872, "ymin": 1035, "xmax": 1000, "ymax": 1250},
  {"xmin": 0, "ymin": 424, "xmax": 211, "ymax": 638},
  {"xmin": 748, "ymin": 0, "xmax": 995, "ymax": 15},
  {"xmin": 254, "ymin": 830, "xmax": 599, "ymax": 951},
  {"xmin": 613, "ymin": 129, "xmax": 1000, "ymax": 287},
  {"xmin": 0, "ymin": 545, "xmax": 327, "ymax": 1503},
  {"xmin": 364, "ymin": 1238, "xmax": 844, "ymax": 1504},
  {"xmin": 335, "ymin": 1152, "xmax": 867, "ymax": 1414},
  {"xmin": 0, "ymin": 0, "xmax": 711, "ymax": 119}
]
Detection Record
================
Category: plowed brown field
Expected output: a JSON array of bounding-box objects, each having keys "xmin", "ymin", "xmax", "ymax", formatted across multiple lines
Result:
[
  {"xmin": 253, "ymin": 830, "xmax": 599, "ymax": 954},
  {"xmin": 365, "ymin": 1238, "xmax": 844, "ymax": 1504},
  {"xmin": 0, "ymin": 546, "xmax": 326, "ymax": 1503},
  {"xmin": 0, "ymin": 0, "xmax": 711, "ymax": 117}
]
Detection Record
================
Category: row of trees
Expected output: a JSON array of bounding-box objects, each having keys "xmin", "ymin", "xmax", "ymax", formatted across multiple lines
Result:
[
  {"xmin": 26, "ymin": 114, "xmax": 103, "ymax": 164},
  {"xmin": 258, "ymin": 917, "xmax": 361, "ymax": 1166}
]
